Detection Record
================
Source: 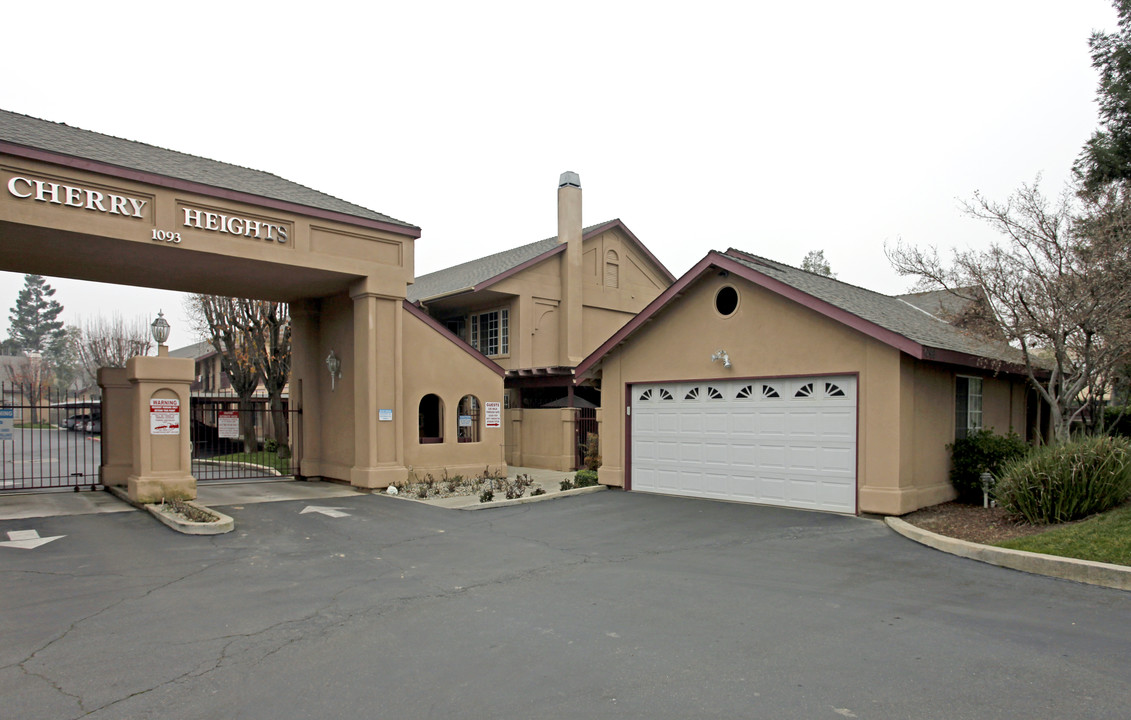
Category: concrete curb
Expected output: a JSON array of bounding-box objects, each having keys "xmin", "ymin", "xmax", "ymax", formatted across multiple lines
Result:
[
  {"xmin": 105, "ymin": 485, "xmax": 235, "ymax": 535},
  {"xmin": 459, "ymin": 484, "xmax": 606, "ymax": 510},
  {"xmin": 885, "ymin": 516, "xmax": 1131, "ymax": 592}
]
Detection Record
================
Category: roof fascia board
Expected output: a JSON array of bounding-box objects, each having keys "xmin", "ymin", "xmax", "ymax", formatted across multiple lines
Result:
[
  {"xmin": 575, "ymin": 251, "xmax": 931, "ymax": 378},
  {"xmin": 1, "ymin": 141, "xmax": 422, "ymax": 238},
  {"xmin": 575, "ymin": 253, "xmax": 723, "ymax": 377},
  {"xmin": 590, "ymin": 219, "xmax": 676, "ymax": 283},
  {"xmin": 472, "ymin": 244, "xmax": 566, "ymax": 293},
  {"xmin": 401, "ymin": 300, "xmax": 506, "ymax": 377},
  {"xmin": 715, "ymin": 252, "xmax": 925, "ymax": 358}
]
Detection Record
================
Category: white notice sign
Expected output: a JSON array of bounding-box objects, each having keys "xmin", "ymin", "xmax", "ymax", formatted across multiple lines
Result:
[
  {"xmin": 485, "ymin": 402, "xmax": 501, "ymax": 429},
  {"xmin": 218, "ymin": 410, "xmax": 239, "ymax": 439},
  {"xmin": 0, "ymin": 407, "xmax": 13, "ymax": 441},
  {"xmin": 150, "ymin": 398, "xmax": 180, "ymax": 435}
]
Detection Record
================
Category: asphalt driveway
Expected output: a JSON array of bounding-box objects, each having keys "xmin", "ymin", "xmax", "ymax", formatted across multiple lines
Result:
[{"xmin": 2, "ymin": 490, "xmax": 1128, "ymax": 719}]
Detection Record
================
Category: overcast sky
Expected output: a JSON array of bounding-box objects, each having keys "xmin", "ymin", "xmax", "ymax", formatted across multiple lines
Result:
[{"xmin": 0, "ymin": 1, "xmax": 1119, "ymax": 350}]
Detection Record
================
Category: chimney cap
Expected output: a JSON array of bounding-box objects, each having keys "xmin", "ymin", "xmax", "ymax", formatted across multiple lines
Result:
[{"xmin": 559, "ymin": 171, "xmax": 581, "ymax": 188}]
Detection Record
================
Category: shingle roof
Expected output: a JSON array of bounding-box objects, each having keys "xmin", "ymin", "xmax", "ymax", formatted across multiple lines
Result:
[
  {"xmin": 896, "ymin": 288, "xmax": 980, "ymax": 321},
  {"xmin": 0, "ymin": 109, "xmax": 417, "ymax": 230},
  {"xmin": 168, "ymin": 340, "xmax": 215, "ymax": 360},
  {"xmin": 406, "ymin": 222, "xmax": 615, "ymax": 303},
  {"xmin": 721, "ymin": 249, "xmax": 1026, "ymax": 366}
]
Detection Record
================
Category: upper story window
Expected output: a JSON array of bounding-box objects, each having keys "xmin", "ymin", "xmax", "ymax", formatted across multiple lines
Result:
[
  {"xmin": 444, "ymin": 317, "xmax": 466, "ymax": 342},
  {"xmin": 955, "ymin": 376, "xmax": 983, "ymax": 440},
  {"xmin": 470, "ymin": 308, "xmax": 509, "ymax": 356}
]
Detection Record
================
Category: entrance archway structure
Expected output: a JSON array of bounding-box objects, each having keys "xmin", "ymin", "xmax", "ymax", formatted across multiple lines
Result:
[{"xmin": 0, "ymin": 109, "xmax": 506, "ymax": 500}]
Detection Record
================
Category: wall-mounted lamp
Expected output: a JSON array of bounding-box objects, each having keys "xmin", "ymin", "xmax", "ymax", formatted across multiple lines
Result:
[
  {"xmin": 711, "ymin": 349, "xmax": 732, "ymax": 369},
  {"xmin": 326, "ymin": 350, "xmax": 342, "ymax": 390},
  {"xmin": 151, "ymin": 310, "xmax": 171, "ymax": 356}
]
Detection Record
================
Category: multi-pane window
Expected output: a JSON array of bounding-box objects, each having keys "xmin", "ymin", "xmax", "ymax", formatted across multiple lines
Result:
[
  {"xmin": 469, "ymin": 308, "xmax": 509, "ymax": 356},
  {"xmin": 955, "ymin": 376, "xmax": 983, "ymax": 439}
]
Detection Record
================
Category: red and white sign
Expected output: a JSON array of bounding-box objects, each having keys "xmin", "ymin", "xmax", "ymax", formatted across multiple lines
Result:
[
  {"xmin": 150, "ymin": 398, "xmax": 180, "ymax": 435},
  {"xmin": 484, "ymin": 401, "xmax": 502, "ymax": 429},
  {"xmin": 218, "ymin": 410, "xmax": 239, "ymax": 439}
]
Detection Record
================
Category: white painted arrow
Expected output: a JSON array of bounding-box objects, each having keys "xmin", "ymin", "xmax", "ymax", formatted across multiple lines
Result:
[
  {"xmin": 300, "ymin": 505, "xmax": 350, "ymax": 518},
  {"xmin": 1, "ymin": 529, "xmax": 66, "ymax": 550}
]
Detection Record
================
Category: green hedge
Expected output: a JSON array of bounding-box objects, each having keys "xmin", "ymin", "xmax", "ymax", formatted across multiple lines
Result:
[
  {"xmin": 948, "ymin": 429, "xmax": 1030, "ymax": 503},
  {"xmin": 574, "ymin": 469, "xmax": 599, "ymax": 487},
  {"xmin": 994, "ymin": 435, "xmax": 1131, "ymax": 524}
]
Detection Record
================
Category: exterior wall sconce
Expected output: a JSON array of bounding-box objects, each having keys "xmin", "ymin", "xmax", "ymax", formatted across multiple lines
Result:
[
  {"xmin": 711, "ymin": 349, "xmax": 732, "ymax": 369},
  {"xmin": 326, "ymin": 350, "xmax": 342, "ymax": 390},
  {"xmin": 151, "ymin": 310, "xmax": 170, "ymax": 356}
]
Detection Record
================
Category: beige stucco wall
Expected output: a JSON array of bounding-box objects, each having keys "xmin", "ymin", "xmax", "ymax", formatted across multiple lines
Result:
[
  {"xmin": 507, "ymin": 408, "xmax": 578, "ymax": 471},
  {"xmin": 594, "ymin": 272, "xmax": 1029, "ymax": 516},
  {"xmin": 401, "ymin": 308, "xmax": 507, "ymax": 479}
]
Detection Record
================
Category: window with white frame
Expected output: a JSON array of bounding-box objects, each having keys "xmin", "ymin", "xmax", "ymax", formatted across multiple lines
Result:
[
  {"xmin": 469, "ymin": 308, "xmax": 509, "ymax": 356},
  {"xmin": 955, "ymin": 376, "xmax": 983, "ymax": 439}
]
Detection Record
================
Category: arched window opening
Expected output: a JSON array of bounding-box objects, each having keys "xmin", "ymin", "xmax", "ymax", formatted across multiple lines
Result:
[
  {"xmin": 419, "ymin": 394, "xmax": 444, "ymax": 444},
  {"xmin": 605, "ymin": 250, "xmax": 620, "ymax": 288},
  {"xmin": 458, "ymin": 395, "xmax": 481, "ymax": 443}
]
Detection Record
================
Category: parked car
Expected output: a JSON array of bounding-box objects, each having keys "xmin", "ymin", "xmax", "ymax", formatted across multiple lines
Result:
[{"xmin": 64, "ymin": 413, "xmax": 91, "ymax": 431}]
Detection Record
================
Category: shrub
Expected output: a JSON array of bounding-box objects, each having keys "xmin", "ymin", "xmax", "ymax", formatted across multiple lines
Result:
[
  {"xmin": 994, "ymin": 435, "xmax": 1131, "ymax": 524},
  {"xmin": 574, "ymin": 470, "xmax": 599, "ymax": 488},
  {"xmin": 948, "ymin": 429, "xmax": 1031, "ymax": 503},
  {"xmin": 584, "ymin": 432, "xmax": 601, "ymax": 471},
  {"xmin": 560, "ymin": 479, "xmax": 574, "ymax": 491},
  {"xmin": 479, "ymin": 489, "xmax": 494, "ymax": 503},
  {"xmin": 264, "ymin": 438, "xmax": 279, "ymax": 453},
  {"xmin": 531, "ymin": 488, "xmax": 546, "ymax": 496},
  {"xmin": 1103, "ymin": 406, "xmax": 1131, "ymax": 438}
]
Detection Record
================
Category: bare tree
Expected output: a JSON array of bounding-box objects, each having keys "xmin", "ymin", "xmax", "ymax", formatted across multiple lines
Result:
[
  {"xmin": 4, "ymin": 353, "xmax": 51, "ymax": 424},
  {"xmin": 76, "ymin": 314, "xmax": 153, "ymax": 375},
  {"xmin": 887, "ymin": 180, "xmax": 1131, "ymax": 443},
  {"xmin": 189, "ymin": 295, "xmax": 263, "ymax": 454},
  {"xmin": 240, "ymin": 300, "xmax": 292, "ymax": 456}
]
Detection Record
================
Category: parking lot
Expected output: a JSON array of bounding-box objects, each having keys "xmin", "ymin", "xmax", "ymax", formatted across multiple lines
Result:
[{"xmin": 2, "ymin": 489, "xmax": 1129, "ymax": 719}]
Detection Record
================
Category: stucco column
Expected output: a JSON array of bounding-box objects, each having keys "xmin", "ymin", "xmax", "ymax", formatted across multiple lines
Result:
[
  {"xmin": 290, "ymin": 299, "xmax": 322, "ymax": 478},
  {"xmin": 125, "ymin": 354, "xmax": 195, "ymax": 503},
  {"xmin": 349, "ymin": 285, "xmax": 407, "ymax": 488},
  {"xmin": 97, "ymin": 367, "xmax": 132, "ymax": 488}
]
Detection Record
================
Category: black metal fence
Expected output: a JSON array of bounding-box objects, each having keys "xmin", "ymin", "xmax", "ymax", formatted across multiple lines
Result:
[
  {"xmin": 0, "ymin": 382, "xmax": 101, "ymax": 492},
  {"xmin": 189, "ymin": 394, "xmax": 301, "ymax": 481},
  {"xmin": 575, "ymin": 407, "xmax": 598, "ymax": 471}
]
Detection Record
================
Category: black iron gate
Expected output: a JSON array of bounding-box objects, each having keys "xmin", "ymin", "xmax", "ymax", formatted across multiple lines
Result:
[
  {"xmin": 189, "ymin": 394, "xmax": 302, "ymax": 481},
  {"xmin": 575, "ymin": 407, "xmax": 598, "ymax": 471},
  {"xmin": 0, "ymin": 381, "xmax": 101, "ymax": 492}
]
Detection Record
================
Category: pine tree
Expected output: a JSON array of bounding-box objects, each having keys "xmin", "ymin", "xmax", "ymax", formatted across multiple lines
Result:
[
  {"xmin": 1076, "ymin": 0, "xmax": 1131, "ymax": 192},
  {"xmin": 7, "ymin": 274, "xmax": 65, "ymax": 354}
]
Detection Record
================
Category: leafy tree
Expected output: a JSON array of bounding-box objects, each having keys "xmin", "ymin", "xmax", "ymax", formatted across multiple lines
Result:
[
  {"xmin": 887, "ymin": 180, "xmax": 1131, "ymax": 444},
  {"xmin": 801, "ymin": 249, "xmax": 836, "ymax": 278},
  {"xmin": 7, "ymin": 274, "xmax": 65, "ymax": 354},
  {"xmin": 1076, "ymin": 0, "xmax": 1131, "ymax": 193}
]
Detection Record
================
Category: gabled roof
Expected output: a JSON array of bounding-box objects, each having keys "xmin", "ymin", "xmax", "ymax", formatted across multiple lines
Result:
[
  {"xmin": 0, "ymin": 109, "xmax": 418, "ymax": 235},
  {"xmin": 406, "ymin": 218, "xmax": 675, "ymax": 303},
  {"xmin": 402, "ymin": 301, "xmax": 505, "ymax": 377},
  {"xmin": 576, "ymin": 248, "xmax": 1031, "ymax": 378}
]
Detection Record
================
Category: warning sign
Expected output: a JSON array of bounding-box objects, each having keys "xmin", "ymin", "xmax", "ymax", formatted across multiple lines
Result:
[
  {"xmin": 484, "ymin": 402, "xmax": 501, "ymax": 429},
  {"xmin": 218, "ymin": 410, "xmax": 239, "ymax": 439},
  {"xmin": 150, "ymin": 398, "xmax": 180, "ymax": 435}
]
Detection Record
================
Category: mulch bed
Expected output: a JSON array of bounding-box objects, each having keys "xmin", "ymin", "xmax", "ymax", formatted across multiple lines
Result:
[{"xmin": 899, "ymin": 502, "xmax": 1062, "ymax": 545}]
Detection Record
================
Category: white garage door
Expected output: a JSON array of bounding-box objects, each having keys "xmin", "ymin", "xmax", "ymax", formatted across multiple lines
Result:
[{"xmin": 630, "ymin": 376, "xmax": 857, "ymax": 513}]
